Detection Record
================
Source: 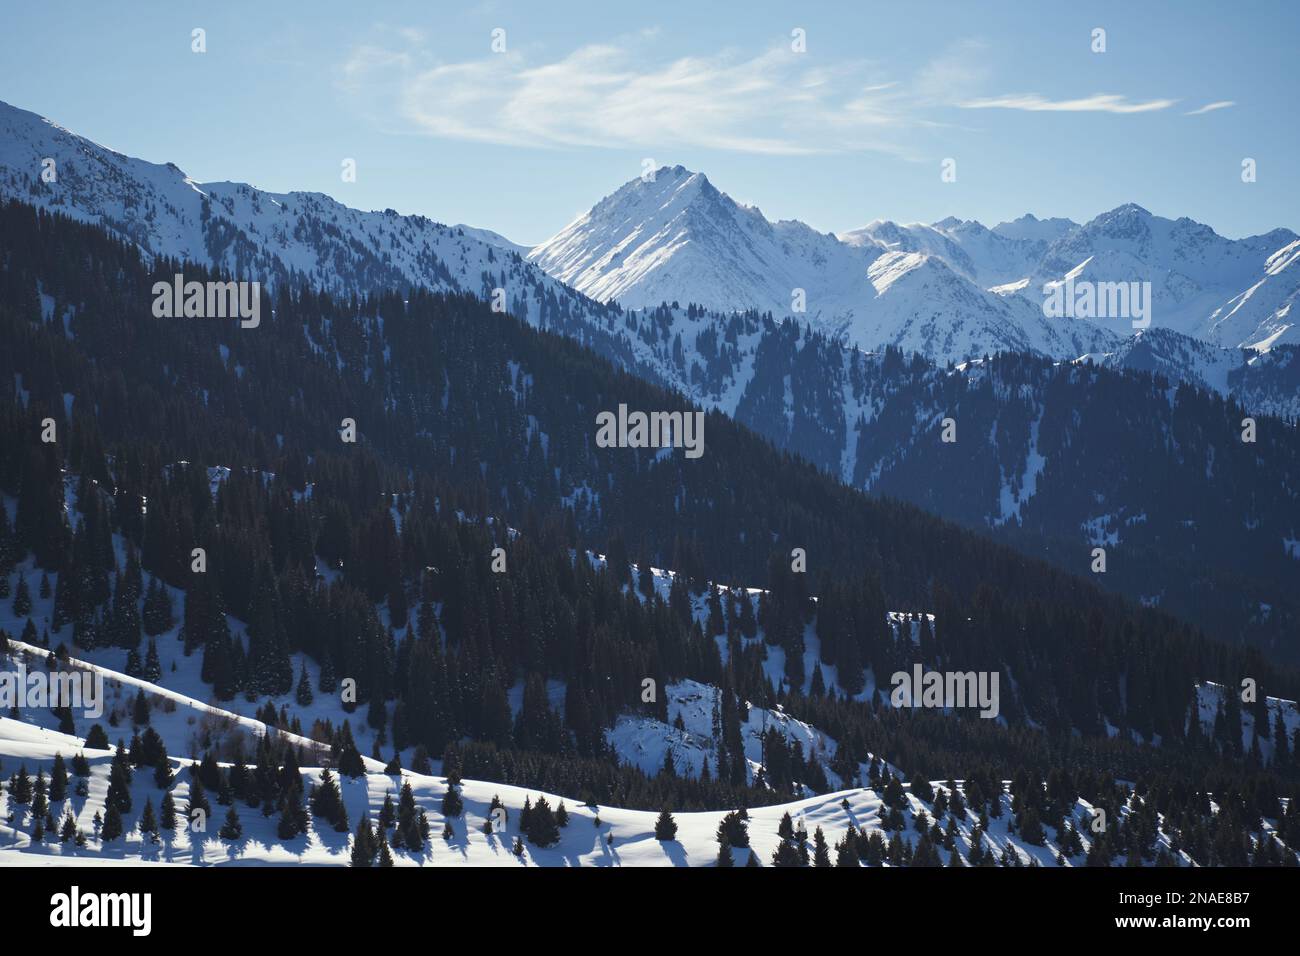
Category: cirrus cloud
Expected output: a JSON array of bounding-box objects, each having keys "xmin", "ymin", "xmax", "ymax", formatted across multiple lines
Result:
[
  {"xmin": 958, "ymin": 93, "xmax": 1178, "ymax": 114},
  {"xmin": 338, "ymin": 32, "xmax": 964, "ymax": 157},
  {"xmin": 1185, "ymin": 100, "xmax": 1235, "ymax": 115}
]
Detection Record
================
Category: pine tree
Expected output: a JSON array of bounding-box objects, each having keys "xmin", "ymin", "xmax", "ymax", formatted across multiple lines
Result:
[
  {"xmin": 101, "ymin": 802, "xmax": 123, "ymax": 842},
  {"xmin": 139, "ymin": 798, "xmax": 159, "ymax": 841},
  {"xmin": 31, "ymin": 770, "xmax": 48, "ymax": 820},
  {"xmin": 132, "ymin": 689, "xmax": 151, "ymax": 725},
  {"xmin": 715, "ymin": 834, "xmax": 734, "ymax": 867},
  {"xmin": 153, "ymin": 746, "xmax": 173, "ymax": 789},
  {"xmin": 771, "ymin": 839, "xmax": 803, "ymax": 867},
  {"xmin": 144, "ymin": 639, "xmax": 162, "ymax": 682},
  {"xmin": 277, "ymin": 780, "xmax": 308, "ymax": 840},
  {"xmin": 350, "ymin": 815, "xmax": 376, "ymax": 867},
  {"xmin": 10, "ymin": 765, "xmax": 32, "ymax": 804},
  {"xmin": 309, "ymin": 768, "xmax": 348, "ymax": 831},
  {"xmin": 813, "ymin": 826, "xmax": 832, "ymax": 867},
  {"xmin": 526, "ymin": 796, "xmax": 560, "ymax": 847},
  {"xmin": 49, "ymin": 753, "xmax": 68, "ymax": 802},
  {"xmin": 654, "ymin": 809, "xmax": 678, "ymax": 841},
  {"xmin": 185, "ymin": 778, "xmax": 211, "ymax": 826},
  {"xmin": 835, "ymin": 827, "xmax": 860, "ymax": 866},
  {"xmin": 160, "ymin": 792, "xmax": 177, "ymax": 830},
  {"xmin": 441, "ymin": 783, "xmax": 463, "ymax": 818},
  {"xmin": 778, "ymin": 811, "xmax": 795, "ymax": 841},
  {"xmin": 219, "ymin": 804, "xmax": 243, "ymax": 840},
  {"xmin": 106, "ymin": 743, "xmax": 133, "ymax": 814},
  {"xmin": 335, "ymin": 724, "xmax": 366, "ymax": 779},
  {"xmin": 296, "ymin": 660, "xmax": 314, "ymax": 706},
  {"xmin": 12, "ymin": 574, "xmax": 31, "ymax": 617}
]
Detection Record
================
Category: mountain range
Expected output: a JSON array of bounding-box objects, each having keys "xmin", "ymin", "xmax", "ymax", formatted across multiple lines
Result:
[
  {"xmin": 1, "ymin": 98, "xmax": 1297, "ymax": 659},
  {"xmin": 529, "ymin": 164, "xmax": 1300, "ymax": 362},
  {"xmin": 1, "ymin": 148, "xmax": 1298, "ymax": 873}
]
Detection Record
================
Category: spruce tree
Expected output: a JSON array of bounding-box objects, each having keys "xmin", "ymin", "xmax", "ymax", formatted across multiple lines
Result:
[
  {"xmin": 813, "ymin": 826, "xmax": 832, "ymax": 867},
  {"xmin": 654, "ymin": 809, "xmax": 678, "ymax": 841},
  {"xmin": 441, "ymin": 783, "xmax": 463, "ymax": 818},
  {"xmin": 715, "ymin": 835, "xmax": 734, "ymax": 867},
  {"xmin": 12, "ymin": 574, "xmax": 31, "ymax": 617},
  {"xmin": 296, "ymin": 661, "xmax": 314, "ymax": 706},
  {"xmin": 772, "ymin": 839, "xmax": 803, "ymax": 867},
  {"xmin": 350, "ymin": 815, "xmax": 376, "ymax": 866},
  {"xmin": 526, "ymin": 796, "xmax": 560, "ymax": 847},
  {"xmin": 219, "ymin": 804, "xmax": 243, "ymax": 840},
  {"xmin": 49, "ymin": 753, "xmax": 68, "ymax": 802},
  {"xmin": 309, "ymin": 768, "xmax": 345, "ymax": 829},
  {"xmin": 160, "ymin": 792, "xmax": 177, "ymax": 830},
  {"xmin": 185, "ymin": 777, "xmax": 211, "ymax": 825},
  {"xmin": 101, "ymin": 803, "xmax": 123, "ymax": 842},
  {"xmin": 139, "ymin": 798, "xmax": 159, "ymax": 841},
  {"xmin": 10, "ymin": 765, "xmax": 32, "ymax": 804}
]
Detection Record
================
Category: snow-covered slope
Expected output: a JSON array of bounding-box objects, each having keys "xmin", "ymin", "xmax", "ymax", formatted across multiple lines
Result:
[
  {"xmin": 841, "ymin": 216, "xmax": 1062, "ymax": 290},
  {"xmin": 1193, "ymin": 681, "xmax": 1300, "ymax": 764},
  {"xmin": 0, "ymin": 644, "xmax": 1231, "ymax": 867},
  {"xmin": 0, "ymin": 99, "xmax": 614, "ymax": 336},
  {"xmin": 530, "ymin": 164, "xmax": 1300, "ymax": 364},
  {"xmin": 1024, "ymin": 204, "xmax": 1300, "ymax": 349},
  {"xmin": 528, "ymin": 165, "xmax": 877, "ymax": 324},
  {"xmin": 529, "ymin": 166, "xmax": 1119, "ymax": 364},
  {"xmin": 0, "ymin": 487, "xmax": 1290, "ymax": 866},
  {"xmin": 861, "ymin": 250, "xmax": 1117, "ymax": 361}
]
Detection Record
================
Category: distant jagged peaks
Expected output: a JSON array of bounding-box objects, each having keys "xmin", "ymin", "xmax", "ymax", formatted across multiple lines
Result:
[
  {"xmin": 990, "ymin": 213, "xmax": 1077, "ymax": 243},
  {"xmin": 531, "ymin": 160, "xmax": 1300, "ymax": 358}
]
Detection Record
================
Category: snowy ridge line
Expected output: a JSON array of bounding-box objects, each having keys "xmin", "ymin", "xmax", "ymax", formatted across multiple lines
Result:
[
  {"xmin": 0, "ymin": 636, "xmax": 372, "ymax": 771},
  {"xmin": 0, "ymin": 711, "xmax": 1213, "ymax": 867}
]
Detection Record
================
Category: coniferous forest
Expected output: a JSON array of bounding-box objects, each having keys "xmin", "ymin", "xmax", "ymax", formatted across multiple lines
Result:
[{"xmin": 1, "ymin": 201, "xmax": 1298, "ymax": 876}]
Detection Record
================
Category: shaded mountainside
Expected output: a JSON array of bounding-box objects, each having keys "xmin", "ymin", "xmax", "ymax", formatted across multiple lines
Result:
[
  {"xmin": 718, "ymin": 323, "xmax": 1300, "ymax": 661},
  {"xmin": 3, "ymin": 98, "xmax": 1298, "ymax": 662}
]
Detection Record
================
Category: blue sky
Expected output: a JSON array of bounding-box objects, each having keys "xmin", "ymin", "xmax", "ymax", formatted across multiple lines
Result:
[{"xmin": 2, "ymin": 0, "xmax": 1294, "ymax": 244}]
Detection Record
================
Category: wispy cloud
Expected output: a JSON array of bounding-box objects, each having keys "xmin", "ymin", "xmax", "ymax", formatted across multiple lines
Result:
[
  {"xmin": 1185, "ymin": 100, "xmax": 1235, "ymax": 115},
  {"xmin": 338, "ymin": 32, "xmax": 972, "ymax": 157},
  {"xmin": 959, "ymin": 93, "xmax": 1177, "ymax": 114},
  {"xmin": 339, "ymin": 30, "xmax": 1222, "ymax": 153}
]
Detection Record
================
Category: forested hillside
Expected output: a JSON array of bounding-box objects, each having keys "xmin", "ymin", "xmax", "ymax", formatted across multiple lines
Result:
[{"xmin": 1, "ymin": 200, "xmax": 1297, "ymax": 840}]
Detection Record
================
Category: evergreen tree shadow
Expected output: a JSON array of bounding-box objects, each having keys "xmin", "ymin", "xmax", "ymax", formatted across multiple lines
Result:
[
  {"xmin": 659, "ymin": 838, "xmax": 689, "ymax": 866},
  {"xmin": 310, "ymin": 820, "xmax": 351, "ymax": 854}
]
